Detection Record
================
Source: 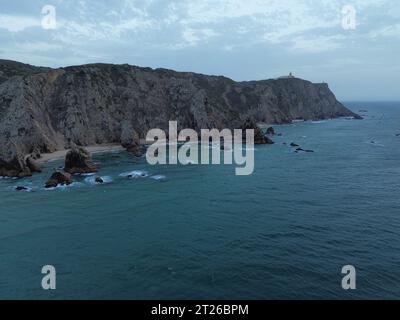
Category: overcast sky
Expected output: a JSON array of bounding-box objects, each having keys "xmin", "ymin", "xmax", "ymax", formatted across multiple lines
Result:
[{"xmin": 0, "ymin": 0, "xmax": 399, "ymax": 101}]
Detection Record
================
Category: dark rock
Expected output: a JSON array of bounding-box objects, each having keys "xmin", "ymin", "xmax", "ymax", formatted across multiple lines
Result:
[
  {"xmin": 263, "ymin": 136, "xmax": 274, "ymax": 145},
  {"xmin": 45, "ymin": 170, "xmax": 72, "ymax": 188},
  {"xmin": 296, "ymin": 148, "xmax": 314, "ymax": 153},
  {"xmin": 26, "ymin": 156, "xmax": 41, "ymax": 173},
  {"xmin": 241, "ymin": 118, "xmax": 274, "ymax": 145},
  {"xmin": 120, "ymin": 121, "xmax": 145, "ymax": 157},
  {"xmin": 15, "ymin": 186, "xmax": 29, "ymax": 191},
  {"xmin": 95, "ymin": 176, "xmax": 104, "ymax": 184},
  {"xmin": 290, "ymin": 142, "xmax": 300, "ymax": 147},
  {"xmin": 266, "ymin": 127, "xmax": 275, "ymax": 135},
  {"xmin": 64, "ymin": 146, "xmax": 97, "ymax": 174},
  {"xmin": 0, "ymin": 141, "xmax": 32, "ymax": 177},
  {"xmin": 124, "ymin": 142, "xmax": 146, "ymax": 157},
  {"xmin": 30, "ymin": 147, "xmax": 42, "ymax": 160}
]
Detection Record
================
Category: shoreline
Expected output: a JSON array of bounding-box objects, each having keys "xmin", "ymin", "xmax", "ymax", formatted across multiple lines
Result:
[{"xmin": 36, "ymin": 144, "xmax": 126, "ymax": 164}]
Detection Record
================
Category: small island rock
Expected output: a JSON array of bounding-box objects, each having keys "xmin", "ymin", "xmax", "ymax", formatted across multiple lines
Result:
[
  {"xmin": 45, "ymin": 170, "xmax": 72, "ymax": 188},
  {"xmin": 64, "ymin": 147, "xmax": 97, "ymax": 174}
]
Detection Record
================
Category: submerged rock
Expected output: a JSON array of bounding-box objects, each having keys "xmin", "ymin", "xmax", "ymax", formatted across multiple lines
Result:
[
  {"xmin": 95, "ymin": 176, "xmax": 104, "ymax": 184},
  {"xmin": 64, "ymin": 146, "xmax": 97, "ymax": 174},
  {"xmin": 15, "ymin": 186, "xmax": 29, "ymax": 191},
  {"xmin": 45, "ymin": 170, "xmax": 72, "ymax": 188},
  {"xmin": 295, "ymin": 148, "xmax": 314, "ymax": 153},
  {"xmin": 290, "ymin": 142, "xmax": 300, "ymax": 147}
]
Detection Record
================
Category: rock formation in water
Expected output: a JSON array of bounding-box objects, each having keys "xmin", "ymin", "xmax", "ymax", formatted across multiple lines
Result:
[
  {"xmin": 266, "ymin": 127, "xmax": 276, "ymax": 135},
  {"xmin": 0, "ymin": 60, "xmax": 360, "ymax": 177},
  {"xmin": 241, "ymin": 118, "xmax": 274, "ymax": 145},
  {"xmin": 45, "ymin": 170, "xmax": 72, "ymax": 188},
  {"xmin": 64, "ymin": 146, "xmax": 97, "ymax": 174},
  {"xmin": 95, "ymin": 176, "xmax": 104, "ymax": 184}
]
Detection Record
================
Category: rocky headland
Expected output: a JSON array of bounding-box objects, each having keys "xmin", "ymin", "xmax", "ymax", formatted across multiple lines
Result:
[{"xmin": 0, "ymin": 59, "xmax": 360, "ymax": 177}]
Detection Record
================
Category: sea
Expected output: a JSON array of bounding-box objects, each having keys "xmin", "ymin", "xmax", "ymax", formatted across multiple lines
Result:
[{"xmin": 0, "ymin": 101, "xmax": 399, "ymax": 299}]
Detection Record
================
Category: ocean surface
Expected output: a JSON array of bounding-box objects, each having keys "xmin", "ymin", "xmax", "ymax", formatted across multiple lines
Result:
[{"xmin": 0, "ymin": 101, "xmax": 399, "ymax": 300}]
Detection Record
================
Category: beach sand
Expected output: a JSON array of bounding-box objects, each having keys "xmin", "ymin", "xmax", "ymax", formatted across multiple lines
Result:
[{"xmin": 36, "ymin": 144, "xmax": 125, "ymax": 164}]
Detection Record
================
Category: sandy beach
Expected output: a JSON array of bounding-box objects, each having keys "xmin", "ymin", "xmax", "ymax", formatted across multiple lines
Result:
[{"xmin": 36, "ymin": 144, "xmax": 125, "ymax": 164}]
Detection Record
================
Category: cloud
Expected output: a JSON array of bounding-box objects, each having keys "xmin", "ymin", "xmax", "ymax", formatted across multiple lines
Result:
[
  {"xmin": 0, "ymin": 14, "xmax": 40, "ymax": 32},
  {"xmin": 290, "ymin": 35, "xmax": 346, "ymax": 53},
  {"xmin": 369, "ymin": 24, "xmax": 400, "ymax": 39},
  {"xmin": 182, "ymin": 28, "xmax": 219, "ymax": 46}
]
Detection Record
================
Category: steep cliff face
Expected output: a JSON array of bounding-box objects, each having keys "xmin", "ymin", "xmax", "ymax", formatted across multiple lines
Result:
[
  {"xmin": 0, "ymin": 61, "xmax": 359, "ymax": 177},
  {"xmin": 0, "ymin": 59, "xmax": 49, "ymax": 85}
]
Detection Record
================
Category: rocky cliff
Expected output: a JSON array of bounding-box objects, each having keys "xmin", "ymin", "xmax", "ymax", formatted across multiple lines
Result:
[{"xmin": 0, "ymin": 60, "xmax": 359, "ymax": 177}]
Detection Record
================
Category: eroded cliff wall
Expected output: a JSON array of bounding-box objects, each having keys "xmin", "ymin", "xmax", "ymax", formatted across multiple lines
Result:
[{"xmin": 0, "ymin": 61, "xmax": 359, "ymax": 177}]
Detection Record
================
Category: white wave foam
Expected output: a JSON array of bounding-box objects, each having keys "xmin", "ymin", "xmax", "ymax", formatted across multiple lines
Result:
[
  {"xmin": 119, "ymin": 170, "xmax": 149, "ymax": 178},
  {"xmin": 13, "ymin": 186, "xmax": 33, "ymax": 192},
  {"xmin": 80, "ymin": 173, "xmax": 96, "ymax": 177},
  {"xmin": 150, "ymin": 175, "xmax": 167, "ymax": 181},
  {"xmin": 84, "ymin": 176, "xmax": 113, "ymax": 185},
  {"xmin": 366, "ymin": 141, "xmax": 385, "ymax": 147},
  {"xmin": 44, "ymin": 182, "xmax": 83, "ymax": 191}
]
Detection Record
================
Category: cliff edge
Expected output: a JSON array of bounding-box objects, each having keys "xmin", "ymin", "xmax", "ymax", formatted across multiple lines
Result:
[{"xmin": 0, "ymin": 61, "xmax": 360, "ymax": 177}]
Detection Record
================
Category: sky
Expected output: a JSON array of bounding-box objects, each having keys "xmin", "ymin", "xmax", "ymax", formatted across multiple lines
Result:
[{"xmin": 0, "ymin": 0, "xmax": 399, "ymax": 101}]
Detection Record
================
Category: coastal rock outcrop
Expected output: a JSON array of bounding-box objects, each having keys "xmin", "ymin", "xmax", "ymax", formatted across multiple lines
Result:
[
  {"xmin": 0, "ymin": 60, "xmax": 360, "ymax": 176},
  {"xmin": 241, "ymin": 119, "xmax": 274, "ymax": 145},
  {"xmin": 26, "ymin": 156, "xmax": 41, "ymax": 173},
  {"xmin": 64, "ymin": 147, "xmax": 97, "ymax": 174},
  {"xmin": 120, "ymin": 123, "xmax": 145, "ymax": 157},
  {"xmin": 266, "ymin": 127, "xmax": 275, "ymax": 135},
  {"xmin": 0, "ymin": 142, "xmax": 32, "ymax": 177},
  {"xmin": 45, "ymin": 170, "xmax": 72, "ymax": 188}
]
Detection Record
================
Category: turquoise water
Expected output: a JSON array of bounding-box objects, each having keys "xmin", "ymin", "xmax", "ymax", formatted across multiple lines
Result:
[{"xmin": 0, "ymin": 102, "xmax": 399, "ymax": 300}]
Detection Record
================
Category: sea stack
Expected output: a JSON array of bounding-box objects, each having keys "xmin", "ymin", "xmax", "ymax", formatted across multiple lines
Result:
[
  {"xmin": 45, "ymin": 170, "xmax": 72, "ymax": 188},
  {"xmin": 241, "ymin": 119, "xmax": 274, "ymax": 145},
  {"xmin": 64, "ymin": 146, "xmax": 97, "ymax": 174}
]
